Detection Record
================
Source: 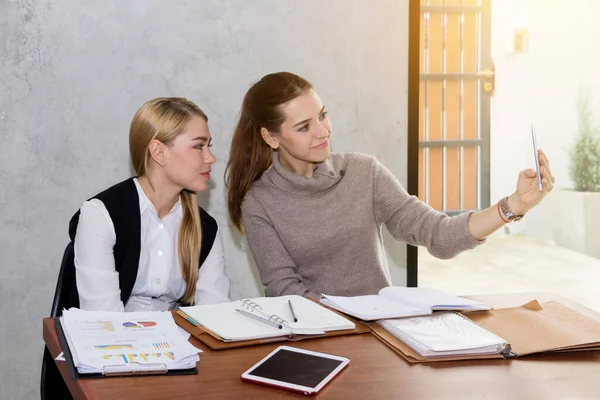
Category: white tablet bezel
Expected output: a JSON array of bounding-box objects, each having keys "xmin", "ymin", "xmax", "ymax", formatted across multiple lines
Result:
[{"xmin": 240, "ymin": 345, "xmax": 350, "ymax": 395}]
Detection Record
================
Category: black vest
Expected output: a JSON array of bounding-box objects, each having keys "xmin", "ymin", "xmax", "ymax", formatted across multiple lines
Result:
[{"xmin": 67, "ymin": 178, "xmax": 218, "ymax": 306}]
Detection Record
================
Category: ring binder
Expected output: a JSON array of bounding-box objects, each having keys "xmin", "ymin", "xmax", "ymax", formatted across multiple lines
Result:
[
  {"xmin": 177, "ymin": 295, "xmax": 364, "ymax": 348},
  {"xmin": 241, "ymin": 299, "xmax": 290, "ymax": 327},
  {"xmin": 235, "ymin": 309, "xmax": 283, "ymax": 330}
]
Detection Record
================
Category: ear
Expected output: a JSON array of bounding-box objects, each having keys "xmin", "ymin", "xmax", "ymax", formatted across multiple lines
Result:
[
  {"xmin": 260, "ymin": 127, "xmax": 280, "ymax": 150},
  {"xmin": 148, "ymin": 139, "xmax": 167, "ymax": 165}
]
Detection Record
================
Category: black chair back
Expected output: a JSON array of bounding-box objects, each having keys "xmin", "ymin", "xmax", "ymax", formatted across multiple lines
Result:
[{"xmin": 40, "ymin": 242, "xmax": 78, "ymax": 400}]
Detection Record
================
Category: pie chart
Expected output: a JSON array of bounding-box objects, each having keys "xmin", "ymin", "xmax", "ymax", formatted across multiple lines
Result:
[{"xmin": 122, "ymin": 321, "xmax": 157, "ymax": 328}]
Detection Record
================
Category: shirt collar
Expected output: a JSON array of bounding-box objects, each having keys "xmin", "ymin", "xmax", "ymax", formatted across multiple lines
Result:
[{"xmin": 133, "ymin": 178, "xmax": 181, "ymax": 217}]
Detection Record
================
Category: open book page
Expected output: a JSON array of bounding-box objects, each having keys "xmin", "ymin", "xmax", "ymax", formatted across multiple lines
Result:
[
  {"xmin": 378, "ymin": 287, "xmax": 492, "ymax": 311},
  {"xmin": 60, "ymin": 308, "xmax": 200, "ymax": 374},
  {"xmin": 377, "ymin": 312, "xmax": 507, "ymax": 358},
  {"xmin": 320, "ymin": 294, "xmax": 431, "ymax": 321},
  {"xmin": 179, "ymin": 295, "xmax": 355, "ymax": 342}
]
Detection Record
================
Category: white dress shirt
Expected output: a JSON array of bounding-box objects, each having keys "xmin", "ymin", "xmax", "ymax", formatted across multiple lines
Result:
[{"xmin": 74, "ymin": 178, "xmax": 230, "ymax": 312}]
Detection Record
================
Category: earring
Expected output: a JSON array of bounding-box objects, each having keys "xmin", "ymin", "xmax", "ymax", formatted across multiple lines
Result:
[{"xmin": 159, "ymin": 159, "xmax": 165, "ymax": 165}]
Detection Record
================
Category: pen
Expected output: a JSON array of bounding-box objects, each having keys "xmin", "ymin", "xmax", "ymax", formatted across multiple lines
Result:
[
  {"xmin": 235, "ymin": 309, "xmax": 283, "ymax": 329},
  {"xmin": 288, "ymin": 300, "xmax": 298, "ymax": 322}
]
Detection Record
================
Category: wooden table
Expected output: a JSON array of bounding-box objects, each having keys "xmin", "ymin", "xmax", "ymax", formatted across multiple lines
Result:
[{"xmin": 43, "ymin": 293, "xmax": 600, "ymax": 400}]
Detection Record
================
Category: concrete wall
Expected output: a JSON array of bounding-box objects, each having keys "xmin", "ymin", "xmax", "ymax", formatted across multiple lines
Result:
[{"xmin": 0, "ymin": 0, "xmax": 409, "ymax": 397}]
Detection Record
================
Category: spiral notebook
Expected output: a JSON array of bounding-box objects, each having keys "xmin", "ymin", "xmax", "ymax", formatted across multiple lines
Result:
[
  {"xmin": 178, "ymin": 295, "xmax": 356, "ymax": 342},
  {"xmin": 377, "ymin": 312, "xmax": 510, "ymax": 359}
]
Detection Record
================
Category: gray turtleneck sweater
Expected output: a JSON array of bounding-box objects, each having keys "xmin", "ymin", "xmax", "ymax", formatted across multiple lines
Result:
[{"xmin": 241, "ymin": 152, "xmax": 483, "ymax": 298}]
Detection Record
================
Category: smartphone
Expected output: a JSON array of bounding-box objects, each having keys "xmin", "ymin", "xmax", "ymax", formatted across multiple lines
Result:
[{"xmin": 531, "ymin": 124, "xmax": 543, "ymax": 191}]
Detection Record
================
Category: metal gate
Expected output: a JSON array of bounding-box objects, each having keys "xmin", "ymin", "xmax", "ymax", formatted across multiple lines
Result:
[{"xmin": 418, "ymin": 0, "xmax": 492, "ymax": 214}]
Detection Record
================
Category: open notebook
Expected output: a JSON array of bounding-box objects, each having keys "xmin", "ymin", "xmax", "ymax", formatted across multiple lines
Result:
[
  {"xmin": 59, "ymin": 308, "xmax": 200, "ymax": 376},
  {"xmin": 320, "ymin": 287, "xmax": 491, "ymax": 321},
  {"xmin": 369, "ymin": 300, "xmax": 600, "ymax": 363},
  {"xmin": 179, "ymin": 295, "xmax": 355, "ymax": 342}
]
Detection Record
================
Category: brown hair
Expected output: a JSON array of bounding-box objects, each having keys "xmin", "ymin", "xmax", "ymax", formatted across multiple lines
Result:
[
  {"xmin": 225, "ymin": 72, "xmax": 313, "ymax": 232},
  {"xmin": 130, "ymin": 97, "xmax": 208, "ymax": 305}
]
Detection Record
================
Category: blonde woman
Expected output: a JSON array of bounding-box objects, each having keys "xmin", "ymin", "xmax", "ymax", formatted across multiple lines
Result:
[{"xmin": 70, "ymin": 97, "xmax": 230, "ymax": 311}]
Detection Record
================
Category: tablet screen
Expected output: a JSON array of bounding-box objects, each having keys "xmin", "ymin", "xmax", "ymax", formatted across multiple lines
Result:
[{"xmin": 247, "ymin": 348, "xmax": 345, "ymax": 388}]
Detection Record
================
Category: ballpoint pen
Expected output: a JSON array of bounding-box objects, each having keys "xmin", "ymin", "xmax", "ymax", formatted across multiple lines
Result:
[
  {"xmin": 236, "ymin": 308, "xmax": 283, "ymax": 329},
  {"xmin": 288, "ymin": 300, "xmax": 298, "ymax": 322}
]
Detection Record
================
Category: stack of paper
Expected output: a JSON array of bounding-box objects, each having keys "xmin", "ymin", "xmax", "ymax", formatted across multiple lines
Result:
[
  {"xmin": 60, "ymin": 308, "xmax": 200, "ymax": 374},
  {"xmin": 320, "ymin": 287, "xmax": 491, "ymax": 321},
  {"xmin": 377, "ymin": 312, "xmax": 508, "ymax": 358}
]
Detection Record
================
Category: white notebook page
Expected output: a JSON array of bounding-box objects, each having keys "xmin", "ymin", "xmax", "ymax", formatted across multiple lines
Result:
[
  {"xmin": 180, "ymin": 295, "xmax": 355, "ymax": 341},
  {"xmin": 378, "ymin": 312, "xmax": 506, "ymax": 357},
  {"xmin": 379, "ymin": 287, "xmax": 491, "ymax": 311},
  {"xmin": 321, "ymin": 294, "xmax": 431, "ymax": 320}
]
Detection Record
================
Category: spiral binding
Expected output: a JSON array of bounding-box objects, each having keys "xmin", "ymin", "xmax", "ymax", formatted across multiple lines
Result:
[
  {"xmin": 241, "ymin": 299, "xmax": 289, "ymax": 326},
  {"xmin": 451, "ymin": 311, "xmax": 515, "ymax": 358}
]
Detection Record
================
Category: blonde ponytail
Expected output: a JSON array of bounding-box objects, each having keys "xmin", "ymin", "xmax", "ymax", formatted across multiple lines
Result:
[{"xmin": 178, "ymin": 190, "xmax": 202, "ymax": 305}]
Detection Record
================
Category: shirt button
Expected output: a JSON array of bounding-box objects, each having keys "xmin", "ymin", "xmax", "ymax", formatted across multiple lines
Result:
[
  {"xmin": 156, "ymin": 278, "xmax": 161, "ymax": 284},
  {"xmin": 157, "ymin": 250, "xmax": 163, "ymax": 257},
  {"xmin": 329, "ymin": 171, "xmax": 335, "ymax": 176},
  {"xmin": 158, "ymin": 223, "xmax": 164, "ymax": 229}
]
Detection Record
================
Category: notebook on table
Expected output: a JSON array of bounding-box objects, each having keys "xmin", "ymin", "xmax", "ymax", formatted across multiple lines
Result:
[
  {"xmin": 176, "ymin": 295, "xmax": 369, "ymax": 350},
  {"xmin": 377, "ymin": 312, "xmax": 510, "ymax": 359},
  {"xmin": 368, "ymin": 300, "xmax": 600, "ymax": 363},
  {"xmin": 58, "ymin": 308, "xmax": 200, "ymax": 378},
  {"xmin": 320, "ymin": 286, "xmax": 491, "ymax": 321}
]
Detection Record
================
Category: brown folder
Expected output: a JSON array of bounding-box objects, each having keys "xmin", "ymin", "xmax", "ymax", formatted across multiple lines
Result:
[
  {"xmin": 367, "ymin": 300, "xmax": 600, "ymax": 363},
  {"xmin": 173, "ymin": 309, "xmax": 371, "ymax": 350}
]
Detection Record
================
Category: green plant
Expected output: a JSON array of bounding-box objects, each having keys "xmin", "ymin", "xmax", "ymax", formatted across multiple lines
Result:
[{"xmin": 569, "ymin": 92, "xmax": 600, "ymax": 192}]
